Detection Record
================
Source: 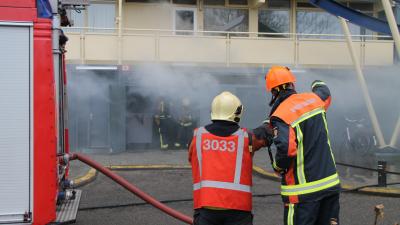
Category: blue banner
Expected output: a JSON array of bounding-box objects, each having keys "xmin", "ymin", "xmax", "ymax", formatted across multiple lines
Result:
[{"xmin": 37, "ymin": 0, "xmax": 53, "ymax": 19}]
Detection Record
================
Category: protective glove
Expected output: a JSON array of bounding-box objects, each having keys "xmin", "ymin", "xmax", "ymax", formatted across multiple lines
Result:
[
  {"xmin": 272, "ymin": 161, "xmax": 285, "ymax": 175},
  {"xmin": 311, "ymin": 80, "xmax": 327, "ymax": 91},
  {"xmin": 252, "ymin": 123, "xmax": 274, "ymax": 148}
]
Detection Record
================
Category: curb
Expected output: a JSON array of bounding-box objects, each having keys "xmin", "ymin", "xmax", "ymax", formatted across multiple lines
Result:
[
  {"xmin": 72, "ymin": 164, "xmax": 192, "ymax": 187},
  {"xmin": 72, "ymin": 164, "xmax": 400, "ymax": 197}
]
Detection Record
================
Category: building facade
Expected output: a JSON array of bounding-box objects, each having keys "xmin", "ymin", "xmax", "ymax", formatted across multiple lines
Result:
[
  {"xmin": 64, "ymin": 0, "xmax": 400, "ymax": 153},
  {"xmin": 64, "ymin": 0, "xmax": 396, "ymax": 67}
]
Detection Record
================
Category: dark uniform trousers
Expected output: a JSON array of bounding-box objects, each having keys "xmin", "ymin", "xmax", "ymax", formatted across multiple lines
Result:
[
  {"xmin": 194, "ymin": 208, "xmax": 253, "ymax": 225},
  {"xmin": 284, "ymin": 193, "xmax": 340, "ymax": 225}
]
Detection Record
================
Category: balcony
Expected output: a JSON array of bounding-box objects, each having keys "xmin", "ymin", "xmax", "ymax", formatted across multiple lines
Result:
[{"xmin": 64, "ymin": 28, "xmax": 394, "ymax": 67}]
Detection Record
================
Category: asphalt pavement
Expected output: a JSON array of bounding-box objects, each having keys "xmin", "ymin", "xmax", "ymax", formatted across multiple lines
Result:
[
  {"xmin": 71, "ymin": 151, "xmax": 400, "ymax": 225},
  {"xmin": 72, "ymin": 168, "xmax": 400, "ymax": 225}
]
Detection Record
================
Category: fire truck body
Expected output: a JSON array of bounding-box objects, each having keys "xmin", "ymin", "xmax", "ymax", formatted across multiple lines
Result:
[{"xmin": 0, "ymin": 1, "xmax": 76, "ymax": 224}]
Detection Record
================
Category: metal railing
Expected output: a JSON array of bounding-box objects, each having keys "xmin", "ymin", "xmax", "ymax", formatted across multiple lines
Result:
[{"xmin": 63, "ymin": 27, "xmax": 394, "ymax": 66}]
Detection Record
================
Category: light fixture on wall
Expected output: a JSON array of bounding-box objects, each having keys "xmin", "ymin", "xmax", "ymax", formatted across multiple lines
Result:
[{"xmin": 75, "ymin": 66, "xmax": 118, "ymax": 70}]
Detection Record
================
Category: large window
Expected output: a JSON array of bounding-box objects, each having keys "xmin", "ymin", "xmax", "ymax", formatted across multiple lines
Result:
[
  {"xmin": 258, "ymin": 10, "xmax": 290, "ymax": 37},
  {"xmin": 174, "ymin": 8, "xmax": 196, "ymax": 34},
  {"xmin": 67, "ymin": 3, "xmax": 116, "ymax": 32},
  {"xmin": 296, "ymin": 10, "xmax": 373, "ymax": 39},
  {"xmin": 173, "ymin": 0, "xmax": 196, "ymax": 5},
  {"xmin": 204, "ymin": 8, "xmax": 249, "ymax": 34},
  {"xmin": 126, "ymin": 0, "xmax": 169, "ymax": 3},
  {"xmin": 203, "ymin": 0, "xmax": 248, "ymax": 6},
  {"xmin": 268, "ymin": 0, "xmax": 290, "ymax": 8},
  {"xmin": 296, "ymin": 11, "xmax": 342, "ymax": 37},
  {"xmin": 69, "ymin": 8, "xmax": 85, "ymax": 27},
  {"xmin": 258, "ymin": 0, "xmax": 290, "ymax": 37},
  {"xmin": 228, "ymin": 0, "xmax": 248, "ymax": 6},
  {"xmin": 87, "ymin": 3, "xmax": 116, "ymax": 30},
  {"xmin": 204, "ymin": 0, "xmax": 225, "ymax": 6}
]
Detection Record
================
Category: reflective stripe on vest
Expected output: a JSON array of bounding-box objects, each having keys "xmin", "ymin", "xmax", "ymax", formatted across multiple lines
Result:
[
  {"xmin": 294, "ymin": 125, "xmax": 306, "ymax": 185},
  {"xmin": 291, "ymin": 107, "xmax": 325, "ymax": 185},
  {"xmin": 281, "ymin": 173, "xmax": 340, "ymax": 196},
  {"xmin": 194, "ymin": 127, "xmax": 250, "ymax": 193},
  {"xmin": 290, "ymin": 107, "xmax": 325, "ymax": 127},
  {"xmin": 322, "ymin": 112, "xmax": 337, "ymax": 167},
  {"xmin": 193, "ymin": 180, "xmax": 251, "ymax": 192},
  {"xmin": 286, "ymin": 107, "xmax": 340, "ymax": 194}
]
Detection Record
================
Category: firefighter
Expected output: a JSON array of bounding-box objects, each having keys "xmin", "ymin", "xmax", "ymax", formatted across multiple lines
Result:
[
  {"xmin": 188, "ymin": 91, "xmax": 273, "ymax": 225},
  {"xmin": 265, "ymin": 66, "xmax": 340, "ymax": 225},
  {"xmin": 154, "ymin": 99, "xmax": 174, "ymax": 150},
  {"xmin": 176, "ymin": 98, "xmax": 196, "ymax": 148}
]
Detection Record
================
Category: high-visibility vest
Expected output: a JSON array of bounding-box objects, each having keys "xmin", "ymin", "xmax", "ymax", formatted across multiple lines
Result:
[
  {"xmin": 190, "ymin": 127, "xmax": 253, "ymax": 211},
  {"xmin": 272, "ymin": 93, "xmax": 340, "ymax": 203}
]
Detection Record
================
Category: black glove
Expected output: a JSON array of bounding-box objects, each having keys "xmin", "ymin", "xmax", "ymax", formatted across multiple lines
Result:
[
  {"xmin": 311, "ymin": 80, "xmax": 327, "ymax": 91},
  {"xmin": 252, "ymin": 123, "xmax": 274, "ymax": 148}
]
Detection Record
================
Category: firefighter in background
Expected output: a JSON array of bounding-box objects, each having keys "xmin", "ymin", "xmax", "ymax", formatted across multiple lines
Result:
[
  {"xmin": 265, "ymin": 66, "xmax": 340, "ymax": 225},
  {"xmin": 188, "ymin": 91, "xmax": 273, "ymax": 225},
  {"xmin": 176, "ymin": 97, "xmax": 196, "ymax": 148},
  {"xmin": 154, "ymin": 98, "xmax": 174, "ymax": 150}
]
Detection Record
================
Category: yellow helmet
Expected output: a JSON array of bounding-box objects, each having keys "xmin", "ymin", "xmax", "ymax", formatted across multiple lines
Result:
[{"xmin": 211, "ymin": 91, "xmax": 243, "ymax": 123}]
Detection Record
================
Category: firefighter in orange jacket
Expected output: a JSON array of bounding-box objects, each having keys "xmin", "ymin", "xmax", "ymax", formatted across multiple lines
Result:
[
  {"xmin": 265, "ymin": 66, "xmax": 340, "ymax": 225},
  {"xmin": 188, "ymin": 91, "xmax": 272, "ymax": 225}
]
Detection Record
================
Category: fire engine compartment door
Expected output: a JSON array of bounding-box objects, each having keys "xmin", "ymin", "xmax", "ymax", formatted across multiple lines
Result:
[{"xmin": 0, "ymin": 23, "xmax": 32, "ymax": 223}]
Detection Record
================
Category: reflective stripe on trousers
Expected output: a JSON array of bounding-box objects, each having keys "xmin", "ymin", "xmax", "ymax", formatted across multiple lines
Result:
[
  {"xmin": 287, "ymin": 204, "xmax": 294, "ymax": 225},
  {"xmin": 194, "ymin": 127, "xmax": 250, "ymax": 192}
]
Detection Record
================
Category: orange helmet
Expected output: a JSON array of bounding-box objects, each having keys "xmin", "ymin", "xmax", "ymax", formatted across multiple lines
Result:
[{"xmin": 265, "ymin": 66, "xmax": 296, "ymax": 91}]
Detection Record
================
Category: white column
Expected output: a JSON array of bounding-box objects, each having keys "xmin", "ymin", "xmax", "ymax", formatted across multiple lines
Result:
[{"xmin": 339, "ymin": 17, "xmax": 387, "ymax": 148}]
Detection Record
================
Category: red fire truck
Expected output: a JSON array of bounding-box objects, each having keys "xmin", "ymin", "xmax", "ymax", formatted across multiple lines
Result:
[{"xmin": 0, "ymin": 1, "xmax": 82, "ymax": 224}]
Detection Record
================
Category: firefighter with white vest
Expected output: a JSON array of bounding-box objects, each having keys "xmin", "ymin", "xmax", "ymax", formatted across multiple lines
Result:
[
  {"xmin": 265, "ymin": 66, "xmax": 340, "ymax": 225},
  {"xmin": 188, "ymin": 91, "xmax": 273, "ymax": 225}
]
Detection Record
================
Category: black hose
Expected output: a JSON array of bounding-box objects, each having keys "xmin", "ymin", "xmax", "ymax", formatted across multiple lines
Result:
[
  {"xmin": 75, "ymin": 158, "xmax": 400, "ymax": 212},
  {"xmin": 79, "ymin": 194, "xmax": 282, "ymax": 211},
  {"xmin": 79, "ymin": 182, "xmax": 400, "ymax": 212},
  {"xmin": 79, "ymin": 181, "xmax": 400, "ymax": 212},
  {"xmin": 336, "ymin": 162, "xmax": 400, "ymax": 176},
  {"xmin": 342, "ymin": 182, "xmax": 400, "ymax": 193}
]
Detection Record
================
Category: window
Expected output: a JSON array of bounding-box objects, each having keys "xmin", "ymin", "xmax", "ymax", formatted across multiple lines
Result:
[
  {"xmin": 174, "ymin": 8, "xmax": 196, "ymax": 34},
  {"xmin": 69, "ymin": 8, "xmax": 85, "ymax": 27},
  {"xmin": 204, "ymin": 0, "xmax": 224, "ymax": 6},
  {"xmin": 204, "ymin": 8, "xmax": 248, "ymax": 35},
  {"xmin": 378, "ymin": 10, "xmax": 392, "ymax": 40},
  {"xmin": 268, "ymin": 0, "xmax": 290, "ymax": 8},
  {"xmin": 258, "ymin": 9, "xmax": 289, "ymax": 37},
  {"xmin": 396, "ymin": 5, "xmax": 400, "ymax": 24},
  {"xmin": 173, "ymin": 0, "xmax": 196, "ymax": 5},
  {"xmin": 126, "ymin": 0, "xmax": 169, "ymax": 3},
  {"xmin": 296, "ymin": 11, "xmax": 341, "ymax": 37},
  {"xmin": 66, "ymin": 3, "xmax": 115, "ymax": 32},
  {"xmin": 296, "ymin": 2, "xmax": 316, "ymax": 8},
  {"xmin": 296, "ymin": 10, "xmax": 372, "ymax": 39},
  {"xmin": 229, "ymin": 0, "xmax": 248, "ymax": 6},
  {"xmin": 87, "ymin": 3, "xmax": 116, "ymax": 32},
  {"xmin": 349, "ymin": 3, "xmax": 373, "ymax": 12}
]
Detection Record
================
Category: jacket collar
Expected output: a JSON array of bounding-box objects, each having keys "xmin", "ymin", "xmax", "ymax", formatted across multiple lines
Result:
[{"xmin": 269, "ymin": 89, "xmax": 297, "ymax": 117}]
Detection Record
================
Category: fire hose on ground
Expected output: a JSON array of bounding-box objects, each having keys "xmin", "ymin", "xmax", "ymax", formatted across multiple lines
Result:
[{"xmin": 70, "ymin": 153, "xmax": 193, "ymax": 225}]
